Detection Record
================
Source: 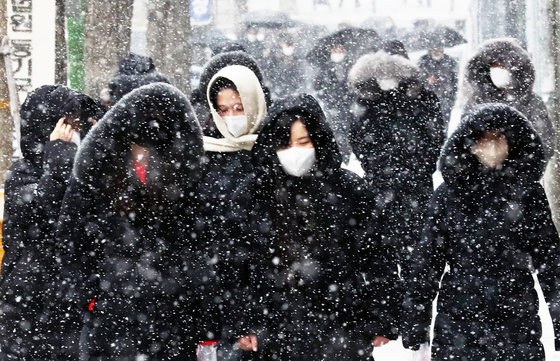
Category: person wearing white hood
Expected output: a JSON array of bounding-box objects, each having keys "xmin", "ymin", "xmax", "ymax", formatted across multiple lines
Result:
[
  {"xmin": 204, "ymin": 64, "xmax": 267, "ymax": 152},
  {"xmin": 197, "ymin": 64, "xmax": 268, "ymax": 356}
]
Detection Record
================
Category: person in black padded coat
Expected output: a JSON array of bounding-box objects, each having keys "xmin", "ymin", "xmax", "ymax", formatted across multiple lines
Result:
[
  {"xmin": 243, "ymin": 94, "xmax": 401, "ymax": 361},
  {"xmin": 403, "ymin": 103, "xmax": 560, "ymax": 361},
  {"xmin": 0, "ymin": 84, "xmax": 102, "ymax": 360},
  {"xmin": 52, "ymin": 83, "xmax": 217, "ymax": 360},
  {"xmin": 347, "ymin": 50, "xmax": 446, "ymax": 278}
]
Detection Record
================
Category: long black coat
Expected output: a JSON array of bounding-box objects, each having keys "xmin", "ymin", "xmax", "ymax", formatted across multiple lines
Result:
[
  {"xmin": 195, "ymin": 148, "xmax": 257, "ymax": 345},
  {"xmin": 313, "ymin": 58, "xmax": 354, "ymax": 153},
  {"xmin": 0, "ymin": 85, "xmax": 99, "ymax": 360},
  {"xmin": 463, "ymin": 38, "xmax": 556, "ymax": 160},
  {"xmin": 347, "ymin": 51, "xmax": 445, "ymax": 273},
  {"xmin": 418, "ymin": 53, "xmax": 458, "ymax": 124},
  {"xmin": 52, "ymin": 83, "xmax": 216, "ymax": 360},
  {"xmin": 248, "ymin": 94, "xmax": 401, "ymax": 361},
  {"xmin": 403, "ymin": 104, "xmax": 560, "ymax": 361}
]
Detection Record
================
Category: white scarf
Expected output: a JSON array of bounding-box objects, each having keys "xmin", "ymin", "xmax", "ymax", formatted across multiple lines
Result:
[{"xmin": 204, "ymin": 65, "xmax": 267, "ymax": 152}]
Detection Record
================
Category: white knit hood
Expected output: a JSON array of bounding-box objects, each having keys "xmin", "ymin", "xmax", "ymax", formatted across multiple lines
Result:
[{"xmin": 204, "ymin": 65, "xmax": 267, "ymax": 152}]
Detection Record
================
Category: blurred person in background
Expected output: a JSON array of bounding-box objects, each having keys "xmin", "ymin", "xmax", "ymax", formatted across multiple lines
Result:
[
  {"xmin": 101, "ymin": 52, "xmax": 169, "ymax": 107},
  {"xmin": 347, "ymin": 50, "xmax": 445, "ymax": 297},
  {"xmin": 418, "ymin": 47, "xmax": 458, "ymax": 126},
  {"xmin": 266, "ymin": 35, "xmax": 306, "ymax": 99}
]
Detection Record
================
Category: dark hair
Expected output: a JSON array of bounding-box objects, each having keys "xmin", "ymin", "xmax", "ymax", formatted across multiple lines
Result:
[
  {"xmin": 268, "ymin": 111, "xmax": 307, "ymax": 150},
  {"xmin": 208, "ymin": 77, "xmax": 237, "ymax": 110}
]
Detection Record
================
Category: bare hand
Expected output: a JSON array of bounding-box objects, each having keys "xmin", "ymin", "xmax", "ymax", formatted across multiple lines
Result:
[
  {"xmin": 237, "ymin": 334, "xmax": 258, "ymax": 351},
  {"xmin": 88, "ymin": 117, "xmax": 98, "ymax": 126},
  {"xmin": 372, "ymin": 336, "xmax": 390, "ymax": 347},
  {"xmin": 50, "ymin": 117, "xmax": 74, "ymax": 142},
  {"xmin": 412, "ymin": 342, "xmax": 431, "ymax": 361}
]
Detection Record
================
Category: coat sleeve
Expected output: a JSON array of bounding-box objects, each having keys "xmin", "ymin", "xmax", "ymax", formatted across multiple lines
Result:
[
  {"xmin": 2, "ymin": 140, "xmax": 77, "ymax": 254},
  {"xmin": 421, "ymin": 89, "xmax": 446, "ymax": 155},
  {"xmin": 525, "ymin": 184, "xmax": 560, "ymax": 351},
  {"xmin": 527, "ymin": 95, "xmax": 556, "ymax": 161},
  {"xmin": 402, "ymin": 185, "xmax": 448, "ymax": 350},
  {"xmin": 50, "ymin": 177, "xmax": 99, "ymax": 359}
]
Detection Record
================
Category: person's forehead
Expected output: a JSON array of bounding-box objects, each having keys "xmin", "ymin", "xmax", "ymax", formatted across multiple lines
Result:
[
  {"xmin": 291, "ymin": 120, "xmax": 308, "ymax": 133},
  {"xmin": 217, "ymin": 89, "xmax": 241, "ymax": 104}
]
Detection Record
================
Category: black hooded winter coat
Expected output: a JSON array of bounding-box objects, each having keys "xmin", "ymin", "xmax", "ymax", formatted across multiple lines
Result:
[
  {"xmin": 52, "ymin": 83, "xmax": 216, "ymax": 360},
  {"xmin": 248, "ymin": 94, "xmax": 401, "ymax": 361},
  {"xmin": 313, "ymin": 56, "xmax": 354, "ymax": 112},
  {"xmin": 312, "ymin": 54, "xmax": 355, "ymax": 153},
  {"xmin": 347, "ymin": 51, "xmax": 445, "ymax": 273},
  {"xmin": 266, "ymin": 51, "xmax": 306, "ymax": 100},
  {"xmin": 463, "ymin": 38, "xmax": 556, "ymax": 160},
  {"xmin": 189, "ymin": 50, "xmax": 271, "ymax": 136},
  {"xmin": 418, "ymin": 52, "xmax": 458, "ymax": 124},
  {"xmin": 402, "ymin": 104, "xmax": 560, "ymax": 361},
  {"xmin": 0, "ymin": 85, "xmax": 100, "ymax": 360}
]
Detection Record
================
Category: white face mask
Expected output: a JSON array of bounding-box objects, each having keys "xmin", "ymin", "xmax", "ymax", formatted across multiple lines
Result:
[
  {"xmin": 223, "ymin": 115, "xmax": 249, "ymax": 138},
  {"xmin": 282, "ymin": 47, "xmax": 294, "ymax": 57},
  {"xmin": 490, "ymin": 67, "xmax": 512, "ymax": 89},
  {"xmin": 277, "ymin": 147, "xmax": 316, "ymax": 177},
  {"xmin": 470, "ymin": 138, "xmax": 509, "ymax": 168},
  {"xmin": 247, "ymin": 34, "xmax": 257, "ymax": 42},
  {"xmin": 257, "ymin": 33, "xmax": 265, "ymax": 41},
  {"xmin": 71, "ymin": 130, "xmax": 81, "ymax": 147},
  {"xmin": 378, "ymin": 78, "xmax": 399, "ymax": 91},
  {"xmin": 431, "ymin": 53, "xmax": 444, "ymax": 60},
  {"xmin": 331, "ymin": 52, "xmax": 345, "ymax": 63}
]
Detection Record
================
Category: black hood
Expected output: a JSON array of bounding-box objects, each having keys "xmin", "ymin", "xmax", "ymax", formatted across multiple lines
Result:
[
  {"xmin": 465, "ymin": 38, "xmax": 535, "ymax": 98},
  {"xmin": 20, "ymin": 84, "xmax": 102, "ymax": 166},
  {"xmin": 117, "ymin": 53, "xmax": 156, "ymax": 75},
  {"xmin": 252, "ymin": 94, "xmax": 341, "ymax": 177},
  {"xmin": 74, "ymin": 83, "xmax": 204, "ymax": 194},
  {"xmin": 108, "ymin": 53, "xmax": 169, "ymax": 104},
  {"xmin": 440, "ymin": 103, "xmax": 545, "ymax": 192},
  {"xmin": 192, "ymin": 50, "xmax": 271, "ymax": 106}
]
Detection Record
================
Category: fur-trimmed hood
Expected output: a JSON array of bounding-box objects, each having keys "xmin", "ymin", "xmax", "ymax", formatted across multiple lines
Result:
[
  {"xmin": 348, "ymin": 51, "xmax": 422, "ymax": 100},
  {"xmin": 440, "ymin": 103, "xmax": 545, "ymax": 192},
  {"xmin": 465, "ymin": 38, "xmax": 535, "ymax": 98},
  {"xmin": 74, "ymin": 83, "xmax": 203, "ymax": 194}
]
